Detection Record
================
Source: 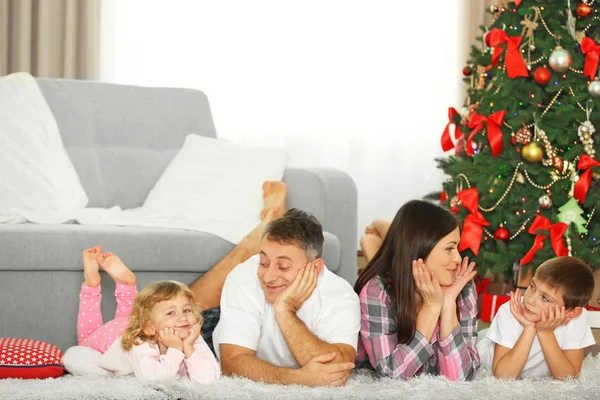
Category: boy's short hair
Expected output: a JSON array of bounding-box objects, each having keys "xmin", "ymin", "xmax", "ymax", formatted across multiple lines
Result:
[{"xmin": 534, "ymin": 256, "xmax": 594, "ymax": 308}]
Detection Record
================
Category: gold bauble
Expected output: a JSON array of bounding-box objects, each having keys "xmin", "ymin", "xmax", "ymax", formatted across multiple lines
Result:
[{"xmin": 522, "ymin": 142, "xmax": 544, "ymax": 163}]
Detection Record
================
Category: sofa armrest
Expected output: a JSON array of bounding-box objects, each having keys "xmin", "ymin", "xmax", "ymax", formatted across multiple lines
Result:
[{"xmin": 282, "ymin": 167, "xmax": 358, "ymax": 285}]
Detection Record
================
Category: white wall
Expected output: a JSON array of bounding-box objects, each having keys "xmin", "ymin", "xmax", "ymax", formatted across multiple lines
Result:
[{"xmin": 100, "ymin": 0, "xmax": 469, "ymax": 247}]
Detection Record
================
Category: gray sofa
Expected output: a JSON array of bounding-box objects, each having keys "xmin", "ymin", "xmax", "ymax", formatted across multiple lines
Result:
[{"xmin": 0, "ymin": 79, "xmax": 358, "ymax": 351}]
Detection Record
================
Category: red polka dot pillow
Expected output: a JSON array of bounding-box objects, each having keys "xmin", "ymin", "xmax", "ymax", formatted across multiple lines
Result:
[{"xmin": 0, "ymin": 338, "xmax": 65, "ymax": 379}]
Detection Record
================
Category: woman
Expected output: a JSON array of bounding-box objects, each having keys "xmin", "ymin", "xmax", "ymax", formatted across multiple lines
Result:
[{"xmin": 355, "ymin": 200, "xmax": 480, "ymax": 381}]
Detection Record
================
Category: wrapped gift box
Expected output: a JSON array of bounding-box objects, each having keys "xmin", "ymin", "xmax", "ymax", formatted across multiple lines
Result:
[
  {"xmin": 586, "ymin": 306, "xmax": 600, "ymax": 329},
  {"xmin": 480, "ymin": 293, "xmax": 511, "ymax": 322},
  {"xmin": 476, "ymin": 280, "xmax": 514, "ymax": 322}
]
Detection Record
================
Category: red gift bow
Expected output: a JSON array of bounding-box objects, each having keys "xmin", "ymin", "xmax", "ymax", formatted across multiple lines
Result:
[
  {"xmin": 582, "ymin": 37, "xmax": 600, "ymax": 80},
  {"xmin": 441, "ymin": 107, "xmax": 462, "ymax": 152},
  {"xmin": 520, "ymin": 215, "xmax": 568, "ymax": 265},
  {"xmin": 487, "ymin": 28, "xmax": 529, "ymax": 79},
  {"xmin": 467, "ymin": 110, "xmax": 505, "ymax": 157},
  {"xmin": 574, "ymin": 155, "xmax": 600, "ymax": 204},
  {"xmin": 457, "ymin": 189, "xmax": 490, "ymax": 255}
]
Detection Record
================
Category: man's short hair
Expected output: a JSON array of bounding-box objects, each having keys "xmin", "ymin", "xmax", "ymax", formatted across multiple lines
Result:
[
  {"xmin": 534, "ymin": 256, "xmax": 594, "ymax": 308},
  {"xmin": 263, "ymin": 208, "xmax": 324, "ymax": 260}
]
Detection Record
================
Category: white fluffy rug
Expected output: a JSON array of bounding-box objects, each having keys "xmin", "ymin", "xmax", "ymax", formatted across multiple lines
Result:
[{"xmin": 2, "ymin": 357, "xmax": 600, "ymax": 400}]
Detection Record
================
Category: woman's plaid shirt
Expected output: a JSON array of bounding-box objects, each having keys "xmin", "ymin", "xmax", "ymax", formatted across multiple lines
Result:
[{"xmin": 355, "ymin": 275, "xmax": 480, "ymax": 381}]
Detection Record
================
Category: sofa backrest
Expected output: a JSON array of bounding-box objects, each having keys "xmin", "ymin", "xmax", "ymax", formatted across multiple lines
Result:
[{"xmin": 36, "ymin": 79, "xmax": 218, "ymax": 208}]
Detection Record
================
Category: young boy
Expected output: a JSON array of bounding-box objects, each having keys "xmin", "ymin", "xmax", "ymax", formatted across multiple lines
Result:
[{"xmin": 478, "ymin": 256, "xmax": 595, "ymax": 380}]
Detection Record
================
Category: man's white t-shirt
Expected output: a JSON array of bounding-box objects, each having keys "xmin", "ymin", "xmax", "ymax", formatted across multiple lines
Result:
[
  {"xmin": 485, "ymin": 301, "xmax": 595, "ymax": 378},
  {"xmin": 213, "ymin": 254, "xmax": 361, "ymax": 368}
]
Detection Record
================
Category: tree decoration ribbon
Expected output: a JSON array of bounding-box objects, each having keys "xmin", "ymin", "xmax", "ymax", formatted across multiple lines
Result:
[
  {"xmin": 467, "ymin": 110, "xmax": 506, "ymax": 157},
  {"xmin": 520, "ymin": 215, "xmax": 568, "ymax": 265},
  {"xmin": 574, "ymin": 154, "xmax": 600, "ymax": 204},
  {"xmin": 581, "ymin": 37, "xmax": 600, "ymax": 80},
  {"xmin": 457, "ymin": 188, "xmax": 489, "ymax": 256},
  {"xmin": 487, "ymin": 28, "xmax": 529, "ymax": 79},
  {"xmin": 441, "ymin": 107, "xmax": 462, "ymax": 152}
]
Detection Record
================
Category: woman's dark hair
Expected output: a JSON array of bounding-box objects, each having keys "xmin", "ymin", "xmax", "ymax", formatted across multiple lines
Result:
[{"xmin": 354, "ymin": 200, "xmax": 459, "ymax": 344}]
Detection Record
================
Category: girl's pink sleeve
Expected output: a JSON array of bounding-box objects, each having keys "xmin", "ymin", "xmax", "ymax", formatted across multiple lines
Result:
[
  {"xmin": 128, "ymin": 342, "xmax": 184, "ymax": 380},
  {"xmin": 184, "ymin": 337, "xmax": 221, "ymax": 384}
]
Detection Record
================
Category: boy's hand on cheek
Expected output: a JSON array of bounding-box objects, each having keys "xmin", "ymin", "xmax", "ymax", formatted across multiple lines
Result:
[
  {"xmin": 509, "ymin": 289, "xmax": 535, "ymax": 327},
  {"xmin": 536, "ymin": 305, "xmax": 570, "ymax": 332}
]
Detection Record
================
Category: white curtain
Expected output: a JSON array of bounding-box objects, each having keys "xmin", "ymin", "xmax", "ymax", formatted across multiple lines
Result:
[{"xmin": 100, "ymin": 0, "xmax": 473, "ymax": 247}]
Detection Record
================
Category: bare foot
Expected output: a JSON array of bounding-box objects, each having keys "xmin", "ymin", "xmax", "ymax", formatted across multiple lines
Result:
[
  {"xmin": 241, "ymin": 208, "xmax": 283, "ymax": 254},
  {"xmin": 260, "ymin": 181, "xmax": 287, "ymax": 221},
  {"xmin": 83, "ymin": 245, "xmax": 103, "ymax": 287},
  {"xmin": 365, "ymin": 219, "xmax": 392, "ymax": 239},
  {"xmin": 96, "ymin": 252, "xmax": 136, "ymax": 286},
  {"xmin": 360, "ymin": 234, "xmax": 383, "ymax": 264}
]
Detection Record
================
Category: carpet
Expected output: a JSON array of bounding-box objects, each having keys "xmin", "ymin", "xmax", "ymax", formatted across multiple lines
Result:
[{"xmin": 2, "ymin": 356, "xmax": 600, "ymax": 400}]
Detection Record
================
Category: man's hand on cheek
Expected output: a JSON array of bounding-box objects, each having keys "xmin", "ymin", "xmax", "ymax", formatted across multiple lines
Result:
[{"xmin": 274, "ymin": 264, "xmax": 318, "ymax": 314}]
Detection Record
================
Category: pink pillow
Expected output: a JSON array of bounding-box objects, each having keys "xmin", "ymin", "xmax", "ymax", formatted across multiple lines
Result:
[{"xmin": 0, "ymin": 338, "xmax": 65, "ymax": 379}]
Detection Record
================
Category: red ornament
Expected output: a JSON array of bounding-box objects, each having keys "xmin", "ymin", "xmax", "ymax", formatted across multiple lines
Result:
[
  {"xmin": 484, "ymin": 32, "xmax": 492, "ymax": 47},
  {"xmin": 533, "ymin": 66, "xmax": 552, "ymax": 86},
  {"xmin": 553, "ymin": 155, "xmax": 564, "ymax": 172},
  {"xmin": 510, "ymin": 136, "xmax": 516, "ymax": 146},
  {"xmin": 440, "ymin": 191, "xmax": 448, "ymax": 203},
  {"xmin": 450, "ymin": 206, "xmax": 459, "ymax": 215},
  {"xmin": 463, "ymin": 66, "xmax": 472, "ymax": 76},
  {"xmin": 493, "ymin": 226, "xmax": 510, "ymax": 241},
  {"xmin": 577, "ymin": 2, "xmax": 594, "ymax": 18}
]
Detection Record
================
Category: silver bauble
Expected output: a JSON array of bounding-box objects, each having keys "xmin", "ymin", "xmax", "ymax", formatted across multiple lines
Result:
[
  {"xmin": 549, "ymin": 47, "xmax": 572, "ymax": 72},
  {"xmin": 589, "ymin": 80, "xmax": 600, "ymax": 97},
  {"xmin": 538, "ymin": 195, "xmax": 553, "ymax": 209}
]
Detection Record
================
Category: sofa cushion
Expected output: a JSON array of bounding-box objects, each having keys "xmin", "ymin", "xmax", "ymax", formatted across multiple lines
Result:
[
  {"xmin": 37, "ymin": 79, "xmax": 218, "ymax": 209},
  {"xmin": 0, "ymin": 224, "xmax": 341, "ymax": 273},
  {"xmin": 0, "ymin": 73, "xmax": 88, "ymax": 218},
  {"xmin": 143, "ymin": 134, "xmax": 289, "ymax": 244},
  {"xmin": 0, "ymin": 338, "xmax": 65, "ymax": 379}
]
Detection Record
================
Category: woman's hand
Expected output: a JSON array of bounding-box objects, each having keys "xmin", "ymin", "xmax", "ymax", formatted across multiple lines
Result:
[
  {"xmin": 412, "ymin": 258, "xmax": 443, "ymax": 310},
  {"xmin": 441, "ymin": 256, "xmax": 477, "ymax": 303}
]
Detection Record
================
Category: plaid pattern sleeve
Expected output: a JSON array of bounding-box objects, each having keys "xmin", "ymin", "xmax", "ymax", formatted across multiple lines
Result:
[
  {"xmin": 357, "ymin": 276, "xmax": 435, "ymax": 380},
  {"xmin": 437, "ymin": 281, "xmax": 480, "ymax": 381}
]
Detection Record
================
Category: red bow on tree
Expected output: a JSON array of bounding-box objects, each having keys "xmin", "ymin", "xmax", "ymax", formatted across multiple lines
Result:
[
  {"xmin": 574, "ymin": 155, "xmax": 600, "ymax": 204},
  {"xmin": 582, "ymin": 37, "xmax": 600, "ymax": 80},
  {"xmin": 487, "ymin": 28, "xmax": 529, "ymax": 79},
  {"xmin": 441, "ymin": 107, "xmax": 462, "ymax": 152},
  {"xmin": 520, "ymin": 215, "xmax": 568, "ymax": 265},
  {"xmin": 457, "ymin": 189, "xmax": 489, "ymax": 255},
  {"xmin": 467, "ymin": 110, "xmax": 505, "ymax": 157}
]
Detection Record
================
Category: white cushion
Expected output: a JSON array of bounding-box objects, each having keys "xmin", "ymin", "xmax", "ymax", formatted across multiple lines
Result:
[
  {"xmin": 0, "ymin": 72, "xmax": 88, "ymax": 220},
  {"xmin": 142, "ymin": 134, "xmax": 289, "ymax": 243}
]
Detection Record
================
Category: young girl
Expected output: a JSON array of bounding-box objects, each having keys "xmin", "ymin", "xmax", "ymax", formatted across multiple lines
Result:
[
  {"xmin": 354, "ymin": 200, "xmax": 480, "ymax": 381},
  {"xmin": 63, "ymin": 245, "xmax": 220, "ymax": 384}
]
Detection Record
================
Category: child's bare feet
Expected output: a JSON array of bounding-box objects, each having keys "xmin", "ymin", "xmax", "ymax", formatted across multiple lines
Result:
[
  {"xmin": 96, "ymin": 252, "xmax": 136, "ymax": 286},
  {"xmin": 365, "ymin": 219, "xmax": 392, "ymax": 239},
  {"xmin": 83, "ymin": 245, "xmax": 103, "ymax": 287},
  {"xmin": 260, "ymin": 181, "xmax": 288, "ymax": 221},
  {"xmin": 360, "ymin": 234, "xmax": 383, "ymax": 264}
]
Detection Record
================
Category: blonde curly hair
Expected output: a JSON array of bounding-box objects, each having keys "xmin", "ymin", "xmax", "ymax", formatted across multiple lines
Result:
[{"xmin": 121, "ymin": 280, "xmax": 203, "ymax": 351}]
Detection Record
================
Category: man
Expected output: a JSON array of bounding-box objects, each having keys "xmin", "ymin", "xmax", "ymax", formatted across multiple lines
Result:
[{"xmin": 212, "ymin": 208, "xmax": 360, "ymax": 386}]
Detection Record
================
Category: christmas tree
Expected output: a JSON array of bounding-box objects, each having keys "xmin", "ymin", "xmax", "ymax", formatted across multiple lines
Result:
[{"xmin": 436, "ymin": 0, "xmax": 600, "ymax": 281}]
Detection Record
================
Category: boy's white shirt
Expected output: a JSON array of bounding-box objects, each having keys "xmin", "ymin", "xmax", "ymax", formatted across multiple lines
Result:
[{"xmin": 486, "ymin": 300, "xmax": 595, "ymax": 378}]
